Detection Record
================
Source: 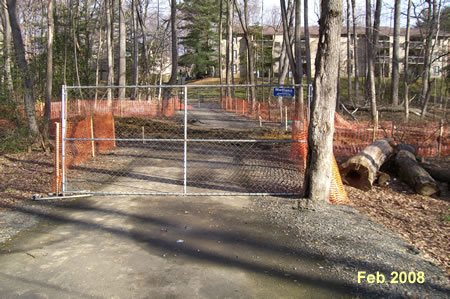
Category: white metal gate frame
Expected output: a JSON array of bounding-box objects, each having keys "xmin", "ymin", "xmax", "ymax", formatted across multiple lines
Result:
[{"xmin": 60, "ymin": 84, "xmax": 311, "ymax": 196}]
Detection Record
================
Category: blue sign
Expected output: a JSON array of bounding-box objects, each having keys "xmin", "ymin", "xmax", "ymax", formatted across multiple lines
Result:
[{"xmin": 273, "ymin": 87, "xmax": 295, "ymax": 98}]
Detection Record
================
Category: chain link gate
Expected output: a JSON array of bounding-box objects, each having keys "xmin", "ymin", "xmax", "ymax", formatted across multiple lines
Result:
[{"xmin": 57, "ymin": 84, "xmax": 310, "ymax": 196}]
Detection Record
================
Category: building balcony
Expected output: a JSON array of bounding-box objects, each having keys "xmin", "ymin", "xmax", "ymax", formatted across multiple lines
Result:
[
  {"xmin": 408, "ymin": 56, "xmax": 425, "ymax": 64},
  {"xmin": 408, "ymin": 41, "xmax": 424, "ymax": 49},
  {"xmin": 378, "ymin": 40, "xmax": 391, "ymax": 48},
  {"xmin": 376, "ymin": 56, "xmax": 390, "ymax": 63}
]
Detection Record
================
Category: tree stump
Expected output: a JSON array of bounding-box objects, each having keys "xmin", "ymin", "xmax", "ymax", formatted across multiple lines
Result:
[
  {"xmin": 340, "ymin": 138, "xmax": 394, "ymax": 191},
  {"xmin": 395, "ymin": 150, "xmax": 439, "ymax": 196}
]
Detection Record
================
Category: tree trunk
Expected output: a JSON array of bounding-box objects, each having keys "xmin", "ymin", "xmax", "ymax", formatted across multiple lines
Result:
[
  {"xmin": 395, "ymin": 149, "xmax": 439, "ymax": 196},
  {"xmin": 346, "ymin": 0, "xmax": 352, "ymax": 104},
  {"xmin": 303, "ymin": 0, "xmax": 312, "ymax": 86},
  {"xmin": 403, "ymin": 0, "xmax": 412, "ymax": 121},
  {"xmin": 420, "ymin": 162, "xmax": 450, "ymax": 184},
  {"xmin": 131, "ymin": 0, "xmax": 138, "ymax": 99},
  {"xmin": 105, "ymin": 0, "xmax": 114, "ymax": 103},
  {"xmin": 390, "ymin": 0, "xmax": 400, "ymax": 107},
  {"xmin": 303, "ymin": 0, "xmax": 343, "ymax": 201},
  {"xmin": 294, "ymin": 0, "xmax": 303, "ymax": 88},
  {"xmin": 351, "ymin": 0, "xmax": 359, "ymax": 102},
  {"xmin": 72, "ymin": 0, "xmax": 82, "ymax": 96},
  {"xmin": 226, "ymin": 0, "xmax": 233, "ymax": 98},
  {"xmin": 7, "ymin": 0, "xmax": 40, "ymax": 139},
  {"xmin": 234, "ymin": 0, "xmax": 255, "ymax": 110},
  {"xmin": 1, "ymin": 0, "xmax": 14, "ymax": 99},
  {"xmin": 169, "ymin": 0, "xmax": 178, "ymax": 86},
  {"xmin": 118, "ymin": 0, "xmax": 126, "ymax": 100},
  {"xmin": 340, "ymin": 138, "xmax": 394, "ymax": 191},
  {"xmin": 218, "ymin": 0, "xmax": 223, "ymax": 99},
  {"xmin": 44, "ymin": 0, "xmax": 54, "ymax": 139}
]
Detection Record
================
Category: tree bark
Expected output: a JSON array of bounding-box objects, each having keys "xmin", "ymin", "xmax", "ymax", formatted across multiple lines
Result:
[
  {"xmin": 303, "ymin": 0, "xmax": 312, "ymax": 86},
  {"xmin": 218, "ymin": 0, "xmax": 223, "ymax": 99},
  {"xmin": 234, "ymin": 0, "xmax": 255, "ymax": 110},
  {"xmin": 350, "ymin": 0, "xmax": 359, "ymax": 102},
  {"xmin": 390, "ymin": 0, "xmax": 400, "ymax": 107},
  {"xmin": 226, "ymin": 0, "xmax": 233, "ymax": 98},
  {"xmin": 1, "ymin": 0, "xmax": 14, "ymax": 99},
  {"xmin": 118, "ymin": 0, "xmax": 126, "ymax": 100},
  {"xmin": 131, "ymin": 0, "xmax": 138, "ymax": 99},
  {"xmin": 105, "ymin": 0, "xmax": 114, "ymax": 103},
  {"xmin": 346, "ymin": 0, "xmax": 352, "ymax": 104},
  {"xmin": 420, "ymin": 162, "xmax": 450, "ymax": 184},
  {"xmin": 340, "ymin": 138, "xmax": 394, "ymax": 191},
  {"xmin": 303, "ymin": 0, "xmax": 342, "ymax": 201},
  {"xmin": 395, "ymin": 149, "xmax": 439, "ymax": 196},
  {"xmin": 44, "ymin": 0, "xmax": 54, "ymax": 138},
  {"xmin": 7, "ymin": 0, "xmax": 40, "ymax": 139},
  {"xmin": 403, "ymin": 0, "xmax": 412, "ymax": 121}
]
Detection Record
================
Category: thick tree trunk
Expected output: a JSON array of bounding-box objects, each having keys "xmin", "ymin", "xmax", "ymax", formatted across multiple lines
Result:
[
  {"xmin": 303, "ymin": 0, "xmax": 342, "ymax": 201},
  {"xmin": 395, "ymin": 150, "xmax": 439, "ymax": 196},
  {"xmin": 7, "ymin": 0, "xmax": 40, "ymax": 139},
  {"xmin": 390, "ymin": 0, "xmax": 400, "ymax": 106},
  {"xmin": 340, "ymin": 138, "xmax": 394, "ymax": 191},
  {"xmin": 421, "ymin": 162, "xmax": 450, "ymax": 184},
  {"xmin": 44, "ymin": 0, "xmax": 54, "ymax": 138},
  {"xmin": 118, "ymin": 0, "xmax": 126, "ymax": 99},
  {"xmin": 168, "ymin": 0, "xmax": 178, "ymax": 87}
]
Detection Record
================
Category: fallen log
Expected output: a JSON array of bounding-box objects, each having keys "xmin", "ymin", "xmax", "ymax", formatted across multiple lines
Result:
[
  {"xmin": 420, "ymin": 162, "xmax": 450, "ymax": 184},
  {"xmin": 395, "ymin": 150, "xmax": 439, "ymax": 196},
  {"xmin": 340, "ymin": 138, "xmax": 394, "ymax": 191}
]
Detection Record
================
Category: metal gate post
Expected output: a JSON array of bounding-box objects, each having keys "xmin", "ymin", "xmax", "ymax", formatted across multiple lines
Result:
[
  {"xmin": 183, "ymin": 85, "xmax": 187, "ymax": 194},
  {"xmin": 61, "ymin": 85, "xmax": 67, "ymax": 194}
]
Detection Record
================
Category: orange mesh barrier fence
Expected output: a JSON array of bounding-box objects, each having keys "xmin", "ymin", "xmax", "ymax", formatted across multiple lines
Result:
[
  {"xmin": 53, "ymin": 112, "xmax": 116, "ymax": 193},
  {"xmin": 220, "ymin": 97, "xmax": 449, "ymax": 158}
]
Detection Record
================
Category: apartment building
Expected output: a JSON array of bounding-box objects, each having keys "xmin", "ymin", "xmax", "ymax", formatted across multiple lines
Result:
[{"xmin": 221, "ymin": 26, "xmax": 449, "ymax": 80}]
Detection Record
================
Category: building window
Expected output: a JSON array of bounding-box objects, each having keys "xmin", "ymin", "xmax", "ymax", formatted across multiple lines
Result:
[
  {"xmin": 233, "ymin": 37, "xmax": 237, "ymax": 45},
  {"xmin": 233, "ymin": 64, "xmax": 237, "ymax": 74},
  {"xmin": 433, "ymin": 66, "xmax": 440, "ymax": 75},
  {"xmin": 233, "ymin": 50, "xmax": 237, "ymax": 60}
]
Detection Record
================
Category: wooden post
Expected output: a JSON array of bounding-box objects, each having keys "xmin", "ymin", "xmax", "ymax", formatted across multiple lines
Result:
[
  {"xmin": 438, "ymin": 119, "xmax": 444, "ymax": 157},
  {"xmin": 285, "ymin": 106, "xmax": 288, "ymax": 131},
  {"xmin": 142, "ymin": 126, "xmax": 146, "ymax": 144},
  {"xmin": 55, "ymin": 122, "xmax": 61, "ymax": 194},
  {"xmin": 90, "ymin": 115, "xmax": 95, "ymax": 157},
  {"xmin": 280, "ymin": 104, "xmax": 283, "ymax": 123}
]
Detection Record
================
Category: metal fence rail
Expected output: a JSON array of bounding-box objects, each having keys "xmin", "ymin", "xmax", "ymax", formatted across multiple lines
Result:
[{"xmin": 58, "ymin": 84, "xmax": 310, "ymax": 196}]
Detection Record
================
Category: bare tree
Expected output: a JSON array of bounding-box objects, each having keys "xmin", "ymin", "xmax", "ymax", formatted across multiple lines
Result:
[
  {"xmin": 234, "ymin": 0, "xmax": 256, "ymax": 109},
  {"xmin": 303, "ymin": 0, "xmax": 312, "ymax": 85},
  {"xmin": 351, "ymin": 0, "xmax": 359, "ymax": 101},
  {"xmin": 346, "ymin": 0, "xmax": 352, "ymax": 104},
  {"xmin": 303, "ymin": 0, "xmax": 343, "ymax": 202},
  {"xmin": 44, "ymin": 0, "xmax": 54, "ymax": 138},
  {"xmin": 218, "ymin": 0, "xmax": 223, "ymax": 99},
  {"xmin": 167, "ymin": 0, "xmax": 178, "ymax": 86},
  {"xmin": 6, "ymin": 0, "xmax": 40, "ymax": 139},
  {"xmin": 403, "ymin": 0, "xmax": 412, "ymax": 121},
  {"xmin": 226, "ymin": 0, "xmax": 233, "ymax": 97},
  {"xmin": 366, "ymin": 0, "xmax": 382, "ymax": 139},
  {"xmin": 390, "ymin": 0, "xmax": 400, "ymax": 107},
  {"xmin": 131, "ymin": 0, "xmax": 138, "ymax": 99},
  {"xmin": 1, "ymin": 0, "xmax": 14, "ymax": 98},
  {"xmin": 118, "ymin": 0, "xmax": 126, "ymax": 99},
  {"xmin": 106, "ymin": 0, "xmax": 114, "ymax": 103}
]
